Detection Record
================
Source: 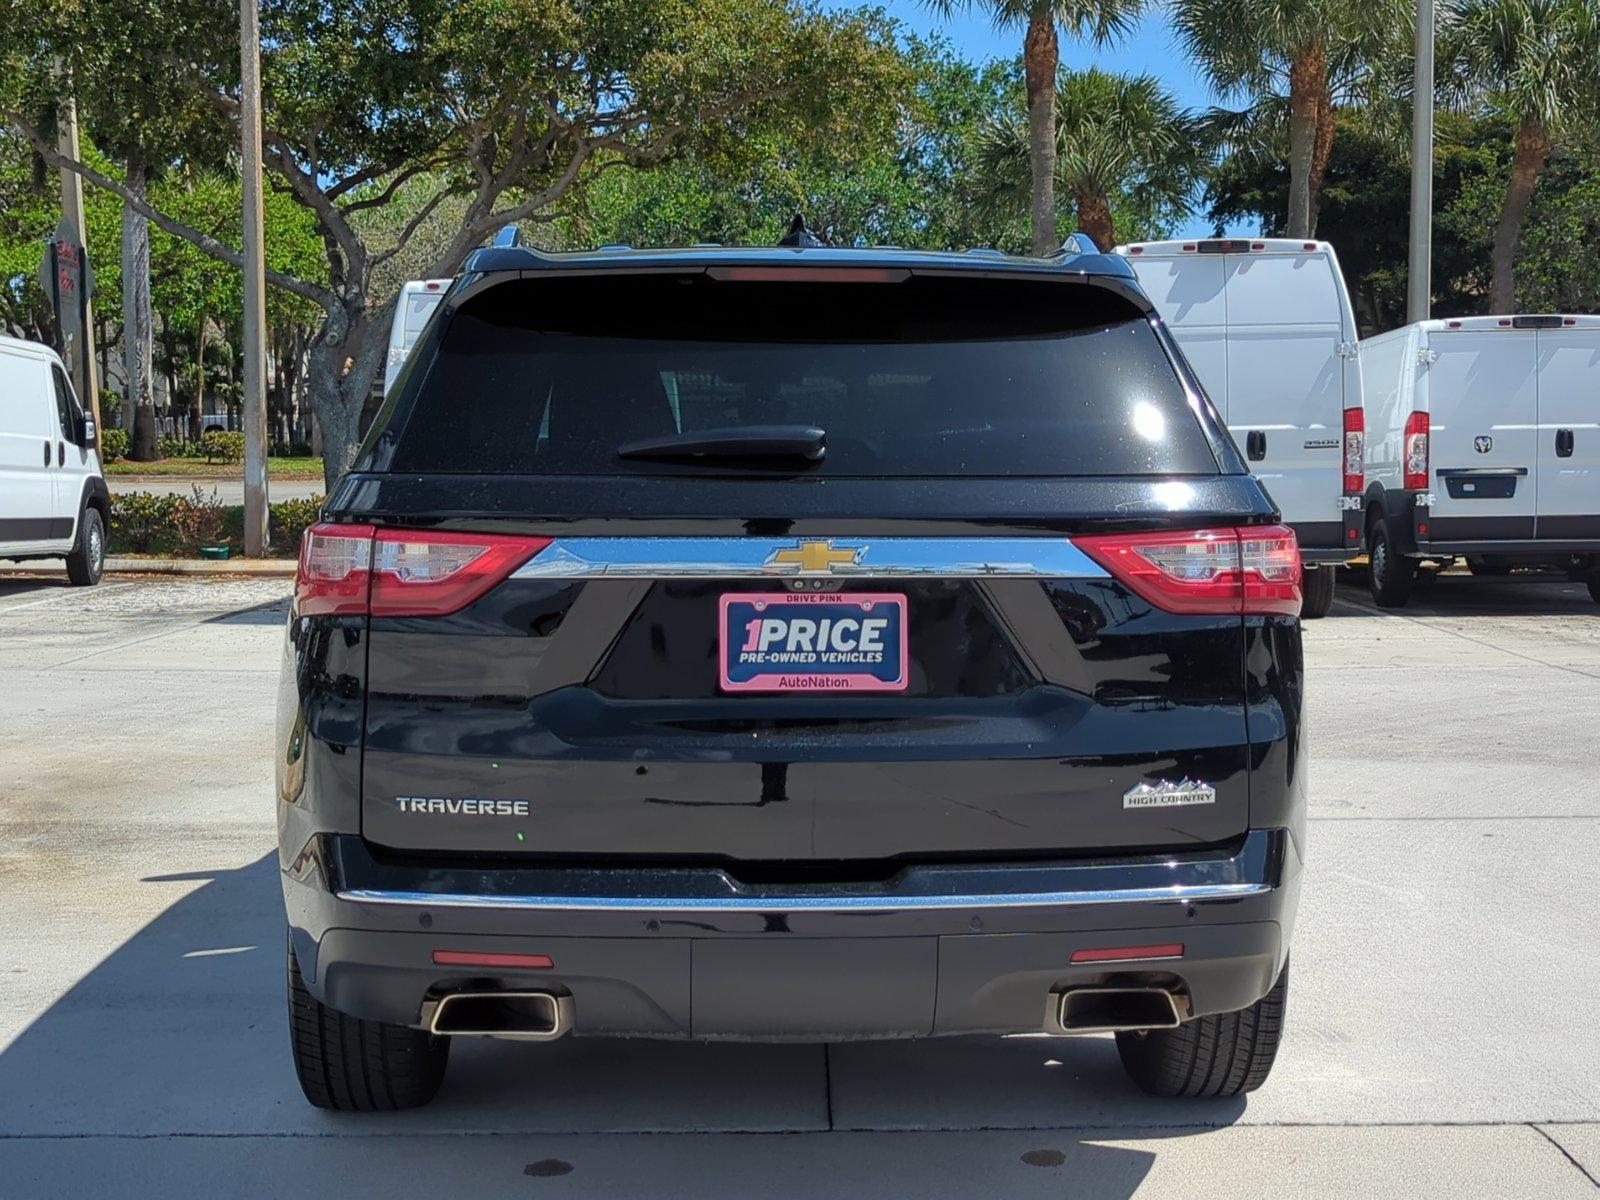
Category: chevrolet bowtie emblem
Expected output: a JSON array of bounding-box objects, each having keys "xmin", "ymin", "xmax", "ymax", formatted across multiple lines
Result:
[{"xmin": 765, "ymin": 539, "xmax": 863, "ymax": 574}]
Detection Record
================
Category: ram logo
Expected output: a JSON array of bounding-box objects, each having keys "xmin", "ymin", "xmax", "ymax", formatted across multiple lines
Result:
[{"xmin": 1474, "ymin": 435, "xmax": 1493, "ymax": 454}]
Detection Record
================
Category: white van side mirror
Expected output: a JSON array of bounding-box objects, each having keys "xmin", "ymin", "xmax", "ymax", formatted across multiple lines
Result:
[{"xmin": 78, "ymin": 415, "xmax": 97, "ymax": 447}]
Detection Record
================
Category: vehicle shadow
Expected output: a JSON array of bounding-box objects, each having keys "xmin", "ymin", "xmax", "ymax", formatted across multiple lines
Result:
[
  {"xmin": 203, "ymin": 597, "xmax": 291, "ymax": 625},
  {"xmin": 1329, "ymin": 569, "xmax": 1597, "ymax": 618},
  {"xmin": 0, "ymin": 572, "xmax": 71, "ymax": 600},
  {"xmin": 0, "ymin": 854, "xmax": 1245, "ymax": 1198}
]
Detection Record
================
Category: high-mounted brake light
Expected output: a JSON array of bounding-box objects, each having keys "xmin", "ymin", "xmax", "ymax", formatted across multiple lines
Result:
[
  {"xmin": 709, "ymin": 266, "xmax": 907, "ymax": 283},
  {"xmin": 1077, "ymin": 525, "xmax": 1301, "ymax": 617},
  {"xmin": 1403, "ymin": 411, "xmax": 1429, "ymax": 490},
  {"xmin": 1343, "ymin": 407, "xmax": 1365, "ymax": 493},
  {"xmin": 295, "ymin": 523, "xmax": 550, "ymax": 617}
]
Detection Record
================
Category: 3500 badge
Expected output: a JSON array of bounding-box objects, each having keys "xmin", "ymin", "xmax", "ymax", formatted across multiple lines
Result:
[{"xmin": 719, "ymin": 592, "xmax": 908, "ymax": 692}]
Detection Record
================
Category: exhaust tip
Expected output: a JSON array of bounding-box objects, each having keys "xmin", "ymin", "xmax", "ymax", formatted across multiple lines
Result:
[
  {"xmin": 1057, "ymin": 987, "xmax": 1183, "ymax": 1034},
  {"xmin": 428, "ymin": 991, "xmax": 572, "ymax": 1040}
]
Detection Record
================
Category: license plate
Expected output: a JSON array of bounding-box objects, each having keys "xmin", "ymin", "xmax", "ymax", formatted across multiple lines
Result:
[{"xmin": 719, "ymin": 592, "xmax": 908, "ymax": 693}]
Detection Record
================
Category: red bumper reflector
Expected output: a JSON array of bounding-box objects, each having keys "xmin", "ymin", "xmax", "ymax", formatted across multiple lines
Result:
[
  {"xmin": 1071, "ymin": 943, "xmax": 1184, "ymax": 964},
  {"xmin": 432, "ymin": 950, "xmax": 554, "ymax": 969}
]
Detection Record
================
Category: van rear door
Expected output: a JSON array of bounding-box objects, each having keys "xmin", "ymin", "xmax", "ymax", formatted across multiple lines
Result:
[
  {"xmin": 1221, "ymin": 252, "xmax": 1348, "ymax": 549},
  {"xmin": 1124, "ymin": 253, "xmax": 1230, "ymax": 418},
  {"xmin": 1534, "ymin": 322, "xmax": 1600, "ymax": 539},
  {"xmin": 1429, "ymin": 328, "xmax": 1538, "ymax": 539}
]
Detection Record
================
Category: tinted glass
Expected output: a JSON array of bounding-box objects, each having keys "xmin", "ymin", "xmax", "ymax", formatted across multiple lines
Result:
[
  {"xmin": 50, "ymin": 366, "xmax": 78, "ymax": 437},
  {"xmin": 390, "ymin": 274, "xmax": 1218, "ymax": 477}
]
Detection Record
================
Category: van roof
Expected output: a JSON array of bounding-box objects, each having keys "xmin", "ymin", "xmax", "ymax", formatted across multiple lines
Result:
[
  {"xmin": 1113, "ymin": 237, "xmax": 1334, "ymax": 258},
  {"xmin": 1420, "ymin": 314, "xmax": 1600, "ymax": 333},
  {"xmin": 0, "ymin": 333, "xmax": 65, "ymax": 364}
]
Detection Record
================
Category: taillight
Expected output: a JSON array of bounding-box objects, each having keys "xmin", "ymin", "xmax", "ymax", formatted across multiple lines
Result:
[
  {"xmin": 1077, "ymin": 525, "xmax": 1301, "ymax": 617},
  {"xmin": 1403, "ymin": 411, "xmax": 1429, "ymax": 490},
  {"xmin": 294, "ymin": 523, "xmax": 550, "ymax": 617},
  {"xmin": 296, "ymin": 523, "xmax": 374, "ymax": 616},
  {"xmin": 1343, "ymin": 407, "xmax": 1364, "ymax": 493}
]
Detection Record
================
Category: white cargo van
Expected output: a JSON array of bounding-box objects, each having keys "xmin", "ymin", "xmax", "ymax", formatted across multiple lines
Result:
[
  {"xmin": 1115, "ymin": 237, "xmax": 1365, "ymax": 617},
  {"xmin": 381, "ymin": 279, "xmax": 450, "ymax": 395},
  {"xmin": 0, "ymin": 334, "xmax": 109, "ymax": 584},
  {"xmin": 1358, "ymin": 314, "xmax": 1600, "ymax": 607}
]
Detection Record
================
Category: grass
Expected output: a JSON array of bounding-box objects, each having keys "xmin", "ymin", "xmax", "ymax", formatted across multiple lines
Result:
[{"xmin": 104, "ymin": 455, "xmax": 324, "ymax": 480}]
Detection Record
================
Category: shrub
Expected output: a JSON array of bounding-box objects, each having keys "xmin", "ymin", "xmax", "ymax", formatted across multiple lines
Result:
[
  {"xmin": 170, "ymin": 486, "xmax": 228, "ymax": 553},
  {"xmin": 100, "ymin": 427, "xmax": 129, "ymax": 462},
  {"xmin": 270, "ymin": 496, "xmax": 324, "ymax": 553},
  {"xmin": 108, "ymin": 491, "xmax": 178, "ymax": 553},
  {"xmin": 200, "ymin": 429, "xmax": 246, "ymax": 464},
  {"xmin": 156, "ymin": 434, "xmax": 206, "ymax": 459},
  {"xmin": 271, "ymin": 440, "xmax": 315, "ymax": 458}
]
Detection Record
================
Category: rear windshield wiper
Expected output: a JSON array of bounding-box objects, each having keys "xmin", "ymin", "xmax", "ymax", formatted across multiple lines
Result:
[{"xmin": 616, "ymin": 425, "xmax": 826, "ymax": 464}]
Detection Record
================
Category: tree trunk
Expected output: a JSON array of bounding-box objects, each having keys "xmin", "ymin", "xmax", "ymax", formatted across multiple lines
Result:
[
  {"xmin": 1285, "ymin": 45, "xmax": 1325, "ymax": 239},
  {"xmin": 1075, "ymin": 189, "xmax": 1116, "ymax": 253},
  {"xmin": 1308, "ymin": 80, "xmax": 1336, "ymax": 235},
  {"xmin": 192, "ymin": 316, "xmax": 207, "ymax": 441},
  {"xmin": 120, "ymin": 154, "xmax": 161, "ymax": 460},
  {"xmin": 306, "ymin": 303, "xmax": 389, "ymax": 493},
  {"xmin": 1490, "ymin": 119, "xmax": 1551, "ymax": 313},
  {"xmin": 1023, "ymin": 3, "xmax": 1059, "ymax": 256}
]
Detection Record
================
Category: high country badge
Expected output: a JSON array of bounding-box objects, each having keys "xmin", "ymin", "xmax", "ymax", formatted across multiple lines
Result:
[{"xmin": 1122, "ymin": 779, "xmax": 1217, "ymax": 809}]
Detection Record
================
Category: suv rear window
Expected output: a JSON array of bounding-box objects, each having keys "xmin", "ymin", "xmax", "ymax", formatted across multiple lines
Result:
[{"xmin": 388, "ymin": 273, "xmax": 1218, "ymax": 477}]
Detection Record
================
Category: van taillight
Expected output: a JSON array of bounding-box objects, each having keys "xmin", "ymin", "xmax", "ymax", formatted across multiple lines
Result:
[
  {"xmin": 1077, "ymin": 526, "xmax": 1301, "ymax": 617},
  {"xmin": 1403, "ymin": 411, "xmax": 1429, "ymax": 490},
  {"xmin": 1343, "ymin": 407, "xmax": 1364, "ymax": 493},
  {"xmin": 295, "ymin": 523, "xmax": 550, "ymax": 617}
]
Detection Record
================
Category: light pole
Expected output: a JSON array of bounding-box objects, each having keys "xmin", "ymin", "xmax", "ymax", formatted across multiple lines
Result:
[
  {"xmin": 1407, "ymin": 0, "xmax": 1435, "ymax": 324},
  {"xmin": 240, "ymin": 0, "xmax": 269, "ymax": 556},
  {"xmin": 53, "ymin": 67, "xmax": 101, "ymax": 431}
]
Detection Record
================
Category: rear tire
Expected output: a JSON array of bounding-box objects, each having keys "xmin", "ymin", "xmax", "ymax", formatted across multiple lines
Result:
[
  {"xmin": 1367, "ymin": 520, "xmax": 1415, "ymax": 608},
  {"xmin": 1467, "ymin": 556, "xmax": 1512, "ymax": 577},
  {"xmin": 1300, "ymin": 565, "xmax": 1335, "ymax": 619},
  {"xmin": 1115, "ymin": 961, "xmax": 1289, "ymax": 1098},
  {"xmin": 65, "ymin": 507, "xmax": 105, "ymax": 587},
  {"xmin": 287, "ymin": 937, "xmax": 449, "ymax": 1110}
]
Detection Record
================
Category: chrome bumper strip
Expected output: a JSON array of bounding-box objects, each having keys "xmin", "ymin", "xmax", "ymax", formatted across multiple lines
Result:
[
  {"xmin": 337, "ymin": 880, "xmax": 1268, "ymax": 914},
  {"xmin": 509, "ymin": 536, "xmax": 1109, "ymax": 580}
]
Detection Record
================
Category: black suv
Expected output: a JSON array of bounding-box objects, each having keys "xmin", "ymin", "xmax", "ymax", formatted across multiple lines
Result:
[{"xmin": 278, "ymin": 239, "xmax": 1305, "ymax": 1110}]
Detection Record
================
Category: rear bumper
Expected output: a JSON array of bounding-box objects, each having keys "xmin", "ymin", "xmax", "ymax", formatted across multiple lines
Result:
[
  {"xmin": 1291, "ymin": 517, "xmax": 1360, "ymax": 565},
  {"xmin": 284, "ymin": 828, "xmax": 1301, "ymax": 1039}
]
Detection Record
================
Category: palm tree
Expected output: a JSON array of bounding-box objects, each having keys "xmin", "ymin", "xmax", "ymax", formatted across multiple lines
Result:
[
  {"xmin": 1172, "ymin": 0, "xmax": 1403, "ymax": 238},
  {"xmin": 924, "ymin": 0, "xmax": 1147, "ymax": 254},
  {"xmin": 976, "ymin": 68, "xmax": 1205, "ymax": 248},
  {"xmin": 1445, "ymin": 0, "xmax": 1600, "ymax": 310}
]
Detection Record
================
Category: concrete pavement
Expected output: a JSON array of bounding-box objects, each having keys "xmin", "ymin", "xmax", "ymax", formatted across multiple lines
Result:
[{"xmin": 0, "ymin": 570, "xmax": 1596, "ymax": 1197}]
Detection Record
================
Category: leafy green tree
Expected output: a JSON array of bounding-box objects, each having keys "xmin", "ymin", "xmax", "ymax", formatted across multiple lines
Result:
[
  {"xmin": 922, "ymin": 0, "xmax": 1146, "ymax": 254},
  {"xmin": 1209, "ymin": 108, "xmax": 1600, "ymax": 329},
  {"xmin": 6, "ymin": 0, "xmax": 905, "ymax": 489},
  {"xmin": 1173, "ymin": 0, "xmax": 1405, "ymax": 237},
  {"xmin": 972, "ymin": 67, "xmax": 1205, "ymax": 248},
  {"xmin": 1443, "ymin": 0, "xmax": 1600, "ymax": 310},
  {"xmin": 565, "ymin": 33, "xmax": 1009, "ymax": 252}
]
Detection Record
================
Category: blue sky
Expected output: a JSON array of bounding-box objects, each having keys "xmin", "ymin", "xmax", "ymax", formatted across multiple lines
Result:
[{"xmin": 822, "ymin": 2, "xmax": 1246, "ymax": 238}]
